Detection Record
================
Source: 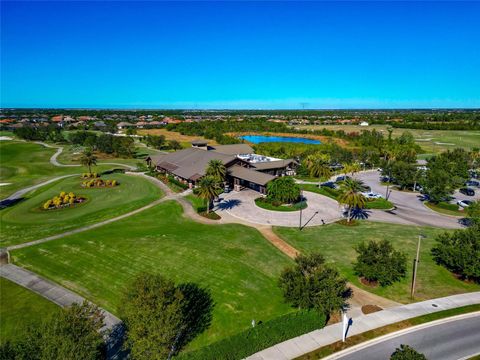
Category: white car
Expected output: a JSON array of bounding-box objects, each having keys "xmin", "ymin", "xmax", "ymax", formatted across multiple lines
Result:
[
  {"xmin": 362, "ymin": 191, "xmax": 383, "ymax": 199},
  {"xmin": 457, "ymin": 200, "xmax": 473, "ymax": 208}
]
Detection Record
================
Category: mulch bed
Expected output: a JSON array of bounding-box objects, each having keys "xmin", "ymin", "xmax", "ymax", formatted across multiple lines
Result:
[
  {"xmin": 360, "ymin": 277, "xmax": 378, "ymax": 288},
  {"xmin": 361, "ymin": 304, "xmax": 383, "ymax": 314}
]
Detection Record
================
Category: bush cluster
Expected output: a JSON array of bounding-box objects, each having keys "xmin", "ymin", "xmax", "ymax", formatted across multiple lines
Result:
[
  {"xmin": 159, "ymin": 174, "xmax": 189, "ymax": 190},
  {"xmin": 81, "ymin": 172, "xmax": 99, "ymax": 179},
  {"xmin": 175, "ymin": 310, "xmax": 326, "ymax": 360},
  {"xmin": 82, "ymin": 178, "xmax": 118, "ymax": 188},
  {"xmin": 43, "ymin": 191, "xmax": 85, "ymax": 210}
]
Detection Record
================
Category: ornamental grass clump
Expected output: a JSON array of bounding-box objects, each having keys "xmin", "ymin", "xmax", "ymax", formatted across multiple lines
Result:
[
  {"xmin": 42, "ymin": 191, "xmax": 85, "ymax": 210},
  {"xmin": 81, "ymin": 178, "xmax": 118, "ymax": 188}
]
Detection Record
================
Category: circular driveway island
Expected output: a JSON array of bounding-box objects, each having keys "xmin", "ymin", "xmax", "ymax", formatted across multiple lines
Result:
[{"xmin": 214, "ymin": 189, "xmax": 341, "ymax": 227}]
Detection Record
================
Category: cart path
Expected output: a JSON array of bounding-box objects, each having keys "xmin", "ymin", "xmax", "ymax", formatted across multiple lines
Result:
[
  {"xmin": 6, "ymin": 171, "xmax": 401, "ymax": 311},
  {"xmin": 0, "ymin": 263, "xmax": 124, "ymax": 358},
  {"xmin": 35, "ymin": 141, "xmax": 137, "ymax": 170}
]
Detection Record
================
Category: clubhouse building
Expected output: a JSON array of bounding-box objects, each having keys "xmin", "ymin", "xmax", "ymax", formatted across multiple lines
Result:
[{"xmin": 146, "ymin": 141, "xmax": 297, "ymax": 194}]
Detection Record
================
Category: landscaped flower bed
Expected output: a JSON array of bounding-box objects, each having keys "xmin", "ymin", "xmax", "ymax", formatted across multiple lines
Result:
[
  {"xmin": 81, "ymin": 178, "xmax": 118, "ymax": 188},
  {"xmin": 42, "ymin": 191, "xmax": 86, "ymax": 210},
  {"xmin": 255, "ymin": 197, "xmax": 307, "ymax": 212},
  {"xmin": 81, "ymin": 172, "xmax": 99, "ymax": 179},
  {"xmin": 157, "ymin": 174, "xmax": 189, "ymax": 192}
]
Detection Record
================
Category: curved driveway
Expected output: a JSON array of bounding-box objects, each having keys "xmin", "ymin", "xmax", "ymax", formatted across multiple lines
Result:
[
  {"xmin": 215, "ymin": 189, "xmax": 341, "ymax": 227},
  {"xmin": 357, "ymin": 171, "xmax": 464, "ymax": 229}
]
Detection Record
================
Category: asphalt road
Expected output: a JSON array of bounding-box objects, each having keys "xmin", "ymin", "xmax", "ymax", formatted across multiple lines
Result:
[
  {"xmin": 357, "ymin": 171, "xmax": 464, "ymax": 229},
  {"xmin": 332, "ymin": 313, "xmax": 480, "ymax": 360}
]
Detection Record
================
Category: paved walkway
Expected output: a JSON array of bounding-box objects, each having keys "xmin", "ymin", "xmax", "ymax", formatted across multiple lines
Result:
[{"xmin": 246, "ymin": 291, "xmax": 480, "ymax": 360}]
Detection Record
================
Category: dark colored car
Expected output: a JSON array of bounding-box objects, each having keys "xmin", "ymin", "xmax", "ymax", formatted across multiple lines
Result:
[
  {"xmin": 321, "ymin": 181, "xmax": 337, "ymax": 189},
  {"xmin": 460, "ymin": 188, "xmax": 475, "ymax": 196},
  {"xmin": 335, "ymin": 176, "xmax": 350, "ymax": 183},
  {"xmin": 466, "ymin": 180, "xmax": 480, "ymax": 187}
]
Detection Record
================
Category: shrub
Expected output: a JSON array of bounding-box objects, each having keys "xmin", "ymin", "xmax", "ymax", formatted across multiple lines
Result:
[
  {"xmin": 390, "ymin": 344, "xmax": 427, "ymax": 360},
  {"xmin": 42, "ymin": 191, "xmax": 84, "ymax": 210},
  {"xmin": 431, "ymin": 224, "xmax": 480, "ymax": 283},
  {"xmin": 175, "ymin": 310, "xmax": 326, "ymax": 360},
  {"xmin": 266, "ymin": 177, "xmax": 301, "ymax": 204},
  {"xmin": 279, "ymin": 253, "xmax": 352, "ymax": 318},
  {"xmin": 354, "ymin": 239, "xmax": 407, "ymax": 286}
]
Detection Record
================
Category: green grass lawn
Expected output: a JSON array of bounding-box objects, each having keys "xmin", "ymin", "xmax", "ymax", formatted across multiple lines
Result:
[
  {"xmin": 254, "ymin": 197, "xmax": 307, "ymax": 212},
  {"xmin": 0, "ymin": 278, "xmax": 60, "ymax": 344},
  {"xmin": 425, "ymin": 201, "xmax": 465, "ymax": 217},
  {"xmin": 274, "ymin": 222, "xmax": 479, "ymax": 304},
  {"xmin": 1, "ymin": 173, "xmax": 163, "ymax": 247},
  {"xmin": 0, "ymin": 140, "xmax": 114, "ymax": 198},
  {"xmin": 10, "ymin": 201, "xmax": 294, "ymax": 350}
]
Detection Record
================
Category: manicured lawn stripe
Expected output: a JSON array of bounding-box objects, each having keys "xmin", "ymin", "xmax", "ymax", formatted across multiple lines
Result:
[
  {"xmin": 0, "ymin": 278, "xmax": 60, "ymax": 344},
  {"xmin": 11, "ymin": 201, "xmax": 294, "ymax": 350},
  {"xmin": 1, "ymin": 173, "xmax": 163, "ymax": 246}
]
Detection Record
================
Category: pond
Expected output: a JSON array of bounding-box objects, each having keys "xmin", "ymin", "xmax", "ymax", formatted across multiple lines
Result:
[{"xmin": 239, "ymin": 135, "xmax": 321, "ymax": 145}]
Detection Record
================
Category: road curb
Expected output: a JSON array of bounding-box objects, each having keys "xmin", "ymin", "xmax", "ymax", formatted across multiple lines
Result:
[{"xmin": 322, "ymin": 311, "xmax": 480, "ymax": 360}]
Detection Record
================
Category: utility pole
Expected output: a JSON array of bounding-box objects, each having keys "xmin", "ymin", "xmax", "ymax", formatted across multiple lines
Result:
[
  {"xmin": 411, "ymin": 234, "xmax": 426, "ymax": 300},
  {"xmin": 299, "ymin": 189, "xmax": 303, "ymax": 230}
]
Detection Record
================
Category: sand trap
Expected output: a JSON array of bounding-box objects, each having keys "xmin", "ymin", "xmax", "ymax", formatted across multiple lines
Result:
[
  {"xmin": 435, "ymin": 142, "xmax": 455, "ymax": 145},
  {"xmin": 0, "ymin": 136, "xmax": 13, "ymax": 141},
  {"xmin": 415, "ymin": 138, "xmax": 432, "ymax": 141},
  {"xmin": 0, "ymin": 183, "xmax": 12, "ymax": 187}
]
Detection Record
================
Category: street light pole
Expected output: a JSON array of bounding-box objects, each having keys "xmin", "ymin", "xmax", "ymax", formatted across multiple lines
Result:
[{"xmin": 411, "ymin": 234, "xmax": 426, "ymax": 300}]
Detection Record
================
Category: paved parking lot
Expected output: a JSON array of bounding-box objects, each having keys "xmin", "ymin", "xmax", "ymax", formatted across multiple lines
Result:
[
  {"xmin": 215, "ymin": 189, "xmax": 341, "ymax": 227},
  {"xmin": 357, "ymin": 171, "xmax": 465, "ymax": 229}
]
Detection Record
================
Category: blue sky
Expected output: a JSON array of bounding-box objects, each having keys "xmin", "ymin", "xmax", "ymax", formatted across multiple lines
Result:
[{"xmin": 1, "ymin": 1, "xmax": 479, "ymax": 109}]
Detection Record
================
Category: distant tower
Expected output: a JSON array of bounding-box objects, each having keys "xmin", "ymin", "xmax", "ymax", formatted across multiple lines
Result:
[{"xmin": 300, "ymin": 102, "xmax": 309, "ymax": 110}]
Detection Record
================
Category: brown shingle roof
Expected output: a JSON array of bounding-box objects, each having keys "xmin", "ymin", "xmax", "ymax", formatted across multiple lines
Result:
[
  {"xmin": 209, "ymin": 144, "xmax": 253, "ymax": 155},
  {"xmin": 251, "ymin": 159, "xmax": 296, "ymax": 171},
  {"xmin": 228, "ymin": 165, "xmax": 276, "ymax": 186}
]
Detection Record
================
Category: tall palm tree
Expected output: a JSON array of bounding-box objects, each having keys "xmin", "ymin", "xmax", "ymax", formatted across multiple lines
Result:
[
  {"xmin": 343, "ymin": 162, "xmax": 362, "ymax": 178},
  {"xmin": 306, "ymin": 154, "xmax": 331, "ymax": 185},
  {"xmin": 80, "ymin": 148, "xmax": 97, "ymax": 174},
  {"xmin": 338, "ymin": 179, "xmax": 367, "ymax": 223},
  {"xmin": 197, "ymin": 176, "xmax": 218, "ymax": 213},
  {"xmin": 206, "ymin": 159, "xmax": 226, "ymax": 184}
]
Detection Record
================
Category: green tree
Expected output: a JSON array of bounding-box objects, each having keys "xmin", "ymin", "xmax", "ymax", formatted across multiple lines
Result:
[
  {"xmin": 267, "ymin": 177, "xmax": 301, "ymax": 204},
  {"xmin": 466, "ymin": 201, "xmax": 480, "ymax": 224},
  {"xmin": 390, "ymin": 344, "xmax": 427, "ymax": 360},
  {"xmin": 343, "ymin": 162, "xmax": 361, "ymax": 178},
  {"xmin": 279, "ymin": 253, "xmax": 352, "ymax": 318},
  {"xmin": 168, "ymin": 140, "xmax": 182, "ymax": 151},
  {"xmin": 205, "ymin": 159, "xmax": 226, "ymax": 184},
  {"xmin": 338, "ymin": 179, "xmax": 367, "ymax": 222},
  {"xmin": 80, "ymin": 148, "xmax": 97, "ymax": 174},
  {"xmin": 431, "ymin": 223, "xmax": 480, "ymax": 283},
  {"xmin": 197, "ymin": 176, "xmax": 219, "ymax": 213},
  {"xmin": 120, "ymin": 274, "xmax": 213, "ymax": 360},
  {"xmin": 354, "ymin": 239, "xmax": 407, "ymax": 286},
  {"xmin": 390, "ymin": 161, "xmax": 418, "ymax": 190},
  {"xmin": 121, "ymin": 273, "xmax": 185, "ymax": 360},
  {"xmin": 306, "ymin": 154, "xmax": 332, "ymax": 184},
  {"xmin": 0, "ymin": 301, "xmax": 105, "ymax": 360}
]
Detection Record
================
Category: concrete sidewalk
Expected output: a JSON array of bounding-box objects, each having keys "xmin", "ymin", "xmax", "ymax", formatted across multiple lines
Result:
[{"xmin": 246, "ymin": 292, "xmax": 480, "ymax": 360}]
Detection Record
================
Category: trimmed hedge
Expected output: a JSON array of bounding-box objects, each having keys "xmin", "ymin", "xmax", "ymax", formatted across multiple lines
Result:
[
  {"xmin": 176, "ymin": 310, "xmax": 326, "ymax": 360},
  {"xmin": 255, "ymin": 197, "xmax": 307, "ymax": 212}
]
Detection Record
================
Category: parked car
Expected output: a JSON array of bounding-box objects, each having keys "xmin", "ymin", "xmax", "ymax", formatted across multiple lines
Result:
[
  {"xmin": 459, "ymin": 187, "xmax": 475, "ymax": 196},
  {"xmin": 335, "ymin": 175, "xmax": 350, "ymax": 183},
  {"xmin": 224, "ymin": 186, "xmax": 231, "ymax": 193},
  {"xmin": 361, "ymin": 191, "xmax": 383, "ymax": 199},
  {"xmin": 321, "ymin": 181, "xmax": 337, "ymax": 189},
  {"xmin": 457, "ymin": 200, "xmax": 473, "ymax": 208},
  {"xmin": 466, "ymin": 180, "xmax": 480, "ymax": 187}
]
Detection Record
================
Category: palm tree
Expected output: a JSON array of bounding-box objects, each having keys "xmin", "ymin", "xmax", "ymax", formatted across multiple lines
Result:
[
  {"xmin": 306, "ymin": 154, "xmax": 331, "ymax": 185},
  {"xmin": 206, "ymin": 159, "xmax": 226, "ymax": 184},
  {"xmin": 80, "ymin": 148, "xmax": 97, "ymax": 174},
  {"xmin": 343, "ymin": 162, "xmax": 361, "ymax": 178},
  {"xmin": 338, "ymin": 179, "xmax": 367, "ymax": 222},
  {"xmin": 197, "ymin": 176, "xmax": 218, "ymax": 213}
]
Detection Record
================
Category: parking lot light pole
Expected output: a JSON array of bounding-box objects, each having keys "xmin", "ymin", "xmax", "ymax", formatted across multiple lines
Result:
[{"xmin": 411, "ymin": 234, "xmax": 426, "ymax": 300}]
